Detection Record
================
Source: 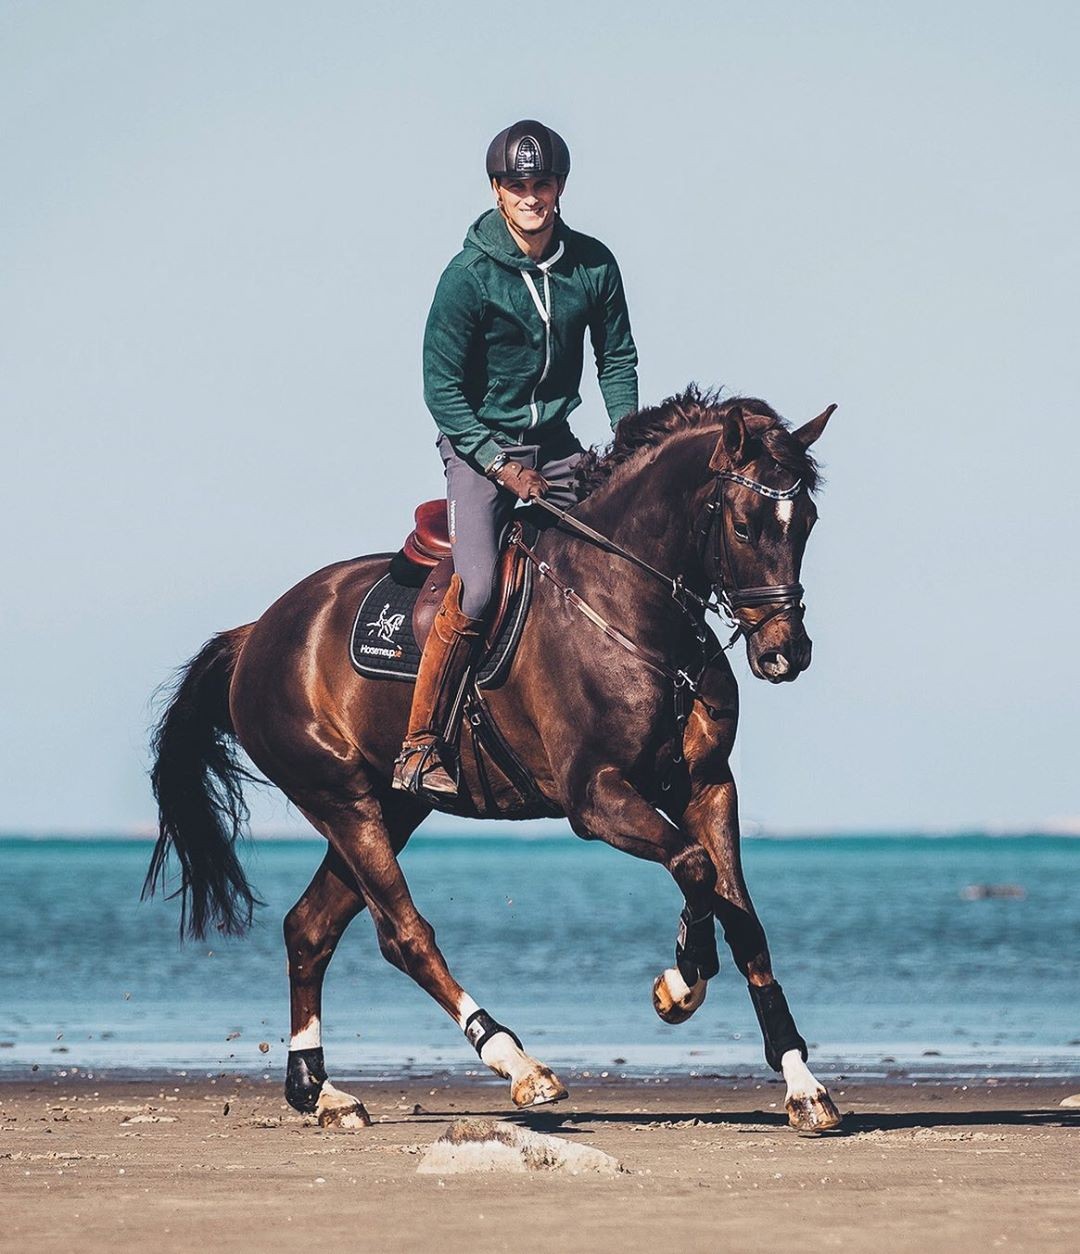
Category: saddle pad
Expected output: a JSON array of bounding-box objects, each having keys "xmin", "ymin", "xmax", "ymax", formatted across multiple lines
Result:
[{"xmin": 349, "ymin": 559, "xmax": 532, "ymax": 688}]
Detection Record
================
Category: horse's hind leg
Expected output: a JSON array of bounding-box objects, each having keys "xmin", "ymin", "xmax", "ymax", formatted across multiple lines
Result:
[
  {"xmin": 316, "ymin": 790, "xmax": 567, "ymax": 1109},
  {"xmin": 282, "ymin": 846, "xmax": 370, "ymax": 1126}
]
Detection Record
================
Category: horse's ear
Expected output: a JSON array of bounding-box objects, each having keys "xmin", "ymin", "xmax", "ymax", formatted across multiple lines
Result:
[
  {"xmin": 709, "ymin": 405, "xmax": 748, "ymax": 470},
  {"xmin": 793, "ymin": 403, "xmax": 837, "ymax": 448}
]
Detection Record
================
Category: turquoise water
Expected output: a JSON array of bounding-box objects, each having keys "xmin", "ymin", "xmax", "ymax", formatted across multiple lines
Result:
[{"xmin": 1, "ymin": 834, "xmax": 1077, "ymax": 1080}]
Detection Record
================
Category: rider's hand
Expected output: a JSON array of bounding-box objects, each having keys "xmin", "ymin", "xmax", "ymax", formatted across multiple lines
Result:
[{"xmin": 494, "ymin": 460, "xmax": 549, "ymax": 502}]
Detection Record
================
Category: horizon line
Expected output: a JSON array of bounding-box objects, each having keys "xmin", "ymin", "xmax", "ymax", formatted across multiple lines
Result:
[{"xmin": 2, "ymin": 822, "xmax": 1079, "ymax": 842}]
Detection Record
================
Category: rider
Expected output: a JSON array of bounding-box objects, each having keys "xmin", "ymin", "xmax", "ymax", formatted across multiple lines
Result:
[{"xmin": 392, "ymin": 119, "xmax": 639, "ymax": 797}]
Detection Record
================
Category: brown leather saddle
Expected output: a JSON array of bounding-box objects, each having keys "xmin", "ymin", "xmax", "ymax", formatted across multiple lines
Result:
[
  {"xmin": 350, "ymin": 500, "xmax": 556, "ymax": 819},
  {"xmin": 403, "ymin": 500, "xmax": 526, "ymax": 653}
]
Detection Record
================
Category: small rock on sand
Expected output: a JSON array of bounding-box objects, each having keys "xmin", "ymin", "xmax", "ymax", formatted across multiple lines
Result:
[
  {"xmin": 417, "ymin": 1119, "xmax": 623, "ymax": 1176},
  {"xmin": 1059, "ymin": 1094, "xmax": 1080, "ymax": 1108}
]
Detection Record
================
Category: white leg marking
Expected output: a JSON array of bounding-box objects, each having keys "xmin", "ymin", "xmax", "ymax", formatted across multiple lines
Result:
[
  {"xmin": 781, "ymin": 1049, "xmax": 841, "ymax": 1130},
  {"xmin": 455, "ymin": 993, "xmax": 566, "ymax": 1106},
  {"xmin": 315, "ymin": 1080, "xmax": 371, "ymax": 1129},
  {"xmin": 455, "ymin": 994, "xmax": 481, "ymax": 1029},
  {"xmin": 652, "ymin": 966, "xmax": 708, "ymax": 1023},
  {"xmin": 662, "ymin": 966, "xmax": 693, "ymax": 1002},
  {"xmin": 479, "ymin": 1032, "xmax": 533, "ymax": 1081},
  {"xmin": 290, "ymin": 1015, "xmax": 321, "ymax": 1051},
  {"xmin": 781, "ymin": 1049, "xmax": 824, "ymax": 1100}
]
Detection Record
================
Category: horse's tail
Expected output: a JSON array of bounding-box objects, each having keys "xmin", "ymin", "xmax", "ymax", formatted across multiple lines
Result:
[{"xmin": 143, "ymin": 625, "xmax": 262, "ymax": 940}]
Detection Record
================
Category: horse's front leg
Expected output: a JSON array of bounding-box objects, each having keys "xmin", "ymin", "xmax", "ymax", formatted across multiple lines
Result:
[
  {"xmin": 565, "ymin": 762, "xmax": 721, "ymax": 1012},
  {"xmin": 680, "ymin": 706, "xmax": 841, "ymax": 1132}
]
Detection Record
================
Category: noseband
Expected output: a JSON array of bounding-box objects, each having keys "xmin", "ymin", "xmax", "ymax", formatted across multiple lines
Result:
[{"xmin": 706, "ymin": 470, "xmax": 805, "ymax": 636}]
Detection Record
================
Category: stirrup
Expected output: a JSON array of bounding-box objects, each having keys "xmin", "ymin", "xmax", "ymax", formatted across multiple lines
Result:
[{"xmin": 392, "ymin": 740, "xmax": 458, "ymax": 797}]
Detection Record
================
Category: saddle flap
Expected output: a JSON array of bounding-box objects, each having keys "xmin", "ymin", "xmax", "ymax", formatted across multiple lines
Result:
[
  {"xmin": 412, "ymin": 533, "xmax": 525, "ymax": 654},
  {"xmin": 350, "ymin": 522, "xmax": 535, "ymax": 690}
]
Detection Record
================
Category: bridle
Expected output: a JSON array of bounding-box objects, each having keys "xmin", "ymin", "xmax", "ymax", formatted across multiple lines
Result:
[
  {"xmin": 706, "ymin": 469, "xmax": 806, "ymax": 637},
  {"xmin": 509, "ymin": 463, "xmax": 809, "ymax": 729},
  {"xmin": 522, "ymin": 463, "xmax": 807, "ymax": 648}
]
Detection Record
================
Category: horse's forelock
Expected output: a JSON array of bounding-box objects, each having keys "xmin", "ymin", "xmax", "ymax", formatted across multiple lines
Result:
[{"xmin": 755, "ymin": 424, "xmax": 821, "ymax": 494}]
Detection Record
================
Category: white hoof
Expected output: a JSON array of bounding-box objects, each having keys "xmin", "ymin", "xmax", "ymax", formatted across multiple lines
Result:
[
  {"xmin": 315, "ymin": 1081, "xmax": 371, "ymax": 1130},
  {"xmin": 510, "ymin": 1065, "xmax": 569, "ymax": 1108},
  {"xmin": 785, "ymin": 1089, "xmax": 842, "ymax": 1132},
  {"xmin": 781, "ymin": 1051, "xmax": 841, "ymax": 1132},
  {"xmin": 477, "ymin": 1030, "xmax": 569, "ymax": 1108},
  {"xmin": 652, "ymin": 966, "xmax": 708, "ymax": 1024}
]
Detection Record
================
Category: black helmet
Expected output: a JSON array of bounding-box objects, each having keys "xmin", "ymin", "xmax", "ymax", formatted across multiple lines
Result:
[{"xmin": 486, "ymin": 119, "xmax": 571, "ymax": 182}]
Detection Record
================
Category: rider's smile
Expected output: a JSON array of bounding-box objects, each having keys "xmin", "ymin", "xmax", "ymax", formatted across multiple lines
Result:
[{"xmin": 495, "ymin": 175, "xmax": 561, "ymax": 241}]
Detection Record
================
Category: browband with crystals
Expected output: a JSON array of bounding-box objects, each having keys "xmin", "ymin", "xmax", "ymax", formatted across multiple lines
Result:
[{"xmin": 717, "ymin": 470, "xmax": 802, "ymax": 500}]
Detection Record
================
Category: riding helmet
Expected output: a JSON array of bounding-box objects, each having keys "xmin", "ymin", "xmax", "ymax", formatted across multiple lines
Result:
[{"xmin": 486, "ymin": 120, "xmax": 571, "ymax": 181}]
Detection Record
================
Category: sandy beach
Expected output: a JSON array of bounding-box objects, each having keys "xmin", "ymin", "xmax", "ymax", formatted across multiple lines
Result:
[{"xmin": 2, "ymin": 1073, "xmax": 1076, "ymax": 1252}]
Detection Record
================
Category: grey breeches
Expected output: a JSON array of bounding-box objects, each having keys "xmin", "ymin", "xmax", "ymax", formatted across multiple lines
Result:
[{"xmin": 437, "ymin": 428, "xmax": 584, "ymax": 620}]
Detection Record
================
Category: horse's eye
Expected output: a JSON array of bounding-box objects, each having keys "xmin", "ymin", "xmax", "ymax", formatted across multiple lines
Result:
[{"xmin": 733, "ymin": 522, "xmax": 750, "ymax": 542}]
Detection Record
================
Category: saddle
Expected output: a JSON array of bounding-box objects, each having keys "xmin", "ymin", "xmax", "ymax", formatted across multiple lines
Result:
[
  {"xmin": 404, "ymin": 502, "xmax": 524, "ymax": 655},
  {"xmin": 350, "ymin": 500, "xmax": 556, "ymax": 820},
  {"xmin": 350, "ymin": 500, "xmax": 532, "ymax": 687}
]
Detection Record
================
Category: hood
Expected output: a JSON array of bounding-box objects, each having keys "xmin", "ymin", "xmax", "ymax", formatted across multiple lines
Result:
[{"xmin": 464, "ymin": 209, "xmax": 565, "ymax": 272}]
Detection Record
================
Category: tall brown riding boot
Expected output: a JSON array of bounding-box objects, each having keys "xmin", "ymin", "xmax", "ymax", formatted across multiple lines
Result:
[{"xmin": 392, "ymin": 574, "xmax": 483, "ymax": 796}]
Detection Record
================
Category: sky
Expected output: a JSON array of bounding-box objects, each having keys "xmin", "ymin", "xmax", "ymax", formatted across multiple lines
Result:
[{"xmin": 2, "ymin": 0, "xmax": 1077, "ymax": 834}]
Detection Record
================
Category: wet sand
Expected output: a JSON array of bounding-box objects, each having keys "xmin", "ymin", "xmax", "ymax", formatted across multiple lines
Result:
[{"xmin": 2, "ymin": 1074, "xmax": 1077, "ymax": 1252}]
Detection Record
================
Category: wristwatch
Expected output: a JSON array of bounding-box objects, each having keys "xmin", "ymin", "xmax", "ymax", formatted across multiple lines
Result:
[{"xmin": 486, "ymin": 451, "xmax": 510, "ymax": 478}]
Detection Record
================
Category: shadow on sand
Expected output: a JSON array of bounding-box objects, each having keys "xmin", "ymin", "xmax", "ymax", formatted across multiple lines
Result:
[{"xmin": 497, "ymin": 1106, "xmax": 1080, "ymax": 1136}]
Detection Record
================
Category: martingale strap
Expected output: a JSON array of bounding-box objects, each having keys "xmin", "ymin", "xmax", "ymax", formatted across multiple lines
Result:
[{"xmin": 511, "ymin": 533, "xmax": 704, "ymax": 695}]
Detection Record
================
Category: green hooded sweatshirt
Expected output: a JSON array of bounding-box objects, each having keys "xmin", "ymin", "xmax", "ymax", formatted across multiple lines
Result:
[{"xmin": 423, "ymin": 209, "xmax": 638, "ymax": 471}]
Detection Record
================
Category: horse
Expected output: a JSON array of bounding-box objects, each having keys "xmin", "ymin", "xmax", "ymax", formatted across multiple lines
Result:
[{"xmin": 144, "ymin": 386, "xmax": 841, "ymax": 1132}]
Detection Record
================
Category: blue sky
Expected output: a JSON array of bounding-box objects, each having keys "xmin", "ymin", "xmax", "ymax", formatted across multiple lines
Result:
[{"xmin": 2, "ymin": 1, "xmax": 1077, "ymax": 833}]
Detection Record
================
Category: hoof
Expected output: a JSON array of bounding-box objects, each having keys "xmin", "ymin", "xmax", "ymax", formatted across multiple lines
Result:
[
  {"xmin": 652, "ymin": 967, "xmax": 708, "ymax": 1024},
  {"xmin": 786, "ymin": 1089, "xmax": 842, "ymax": 1133},
  {"xmin": 315, "ymin": 1081, "xmax": 371, "ymax": 1130},
  {"xmin": 510, "ymin": 1066, "xmax": 569, "ymax": 1108}
]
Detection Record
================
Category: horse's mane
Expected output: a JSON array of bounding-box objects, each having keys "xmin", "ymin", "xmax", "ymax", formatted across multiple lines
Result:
[{"xmin": 576, "ymin": 384, "xmax": 820, "ymax": 496}]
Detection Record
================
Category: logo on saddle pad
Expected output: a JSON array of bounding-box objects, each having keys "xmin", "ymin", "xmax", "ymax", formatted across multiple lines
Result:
[
  {"xmin": 367, "ymin": 603, "xmax": 405, "ymax": 643},
  {"xmin": 358, "ymin": 603, "xmax": 406, "ymax": 660}
]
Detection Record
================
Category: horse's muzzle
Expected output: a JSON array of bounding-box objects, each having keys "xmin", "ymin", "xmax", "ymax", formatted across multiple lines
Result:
[{"xmin": 749, "ymin": 629, "xmax": 813, "ymax": 684}]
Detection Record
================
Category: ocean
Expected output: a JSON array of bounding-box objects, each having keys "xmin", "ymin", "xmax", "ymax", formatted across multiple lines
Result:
[{"xmin": 1, "ymin": 833, "xmax": 1077, "ymax": 1082}]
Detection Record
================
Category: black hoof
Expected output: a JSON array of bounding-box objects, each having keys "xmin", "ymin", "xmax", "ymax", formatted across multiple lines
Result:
[{"xmin": 285, "ymin": 1047, "xmax": 328, "ymax": 1113}]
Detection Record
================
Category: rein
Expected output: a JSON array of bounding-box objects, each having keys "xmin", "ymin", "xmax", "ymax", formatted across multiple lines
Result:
[
  {"xmin": 511, "ymin": 530, "xmax": 704, "ymax": 695},
  {"xmin": 511, "ymin": 466, "xmax": 807, "ymax": 710},
  {"xmin": 526, "ymin": 468, "xmax": 805, "ymax": 632}
]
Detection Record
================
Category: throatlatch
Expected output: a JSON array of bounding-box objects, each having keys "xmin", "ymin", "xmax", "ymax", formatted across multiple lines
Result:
[
  {"xmin": 747, "ymin": 981, "xmax": 808, "ymax": 1072},
  {"xmin": 675, "ymin": 905, "xmax": 720, "ymax": 985},
  {"xmin": 285, "ymin": 1046, "xmax": 328, "ymax": 1113},
  {"xmin": 464, "ymin": 1008, "xmax": 522, "ymax": 1056}
]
